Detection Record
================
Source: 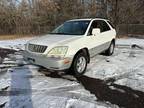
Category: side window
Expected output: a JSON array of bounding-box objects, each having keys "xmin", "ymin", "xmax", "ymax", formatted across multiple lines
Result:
[
  {"xmin": 87, "ymin": 21, "xmax": 99, "ymax": 35},
  {"xmin": 87, "ymin": 20, "xmax": 111, "ymax": 36},
  {"xmin": 100, "ymin": 21, "xmax": 111, "ymax": 32}
]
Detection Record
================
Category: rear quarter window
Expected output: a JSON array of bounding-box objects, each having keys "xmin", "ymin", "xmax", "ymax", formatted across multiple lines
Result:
[
  {"xmin": 107, "ymin": 21, "xmax": 115, "ymax": 29},
  {"xmin": 101, "ymin": 21, "xmax": 111, "ymax": 32}
]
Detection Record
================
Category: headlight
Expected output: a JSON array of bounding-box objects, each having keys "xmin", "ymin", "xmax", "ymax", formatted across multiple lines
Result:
[{"xmin": 47, "ymin": 46, "xmax": 68, "ymax": 58}]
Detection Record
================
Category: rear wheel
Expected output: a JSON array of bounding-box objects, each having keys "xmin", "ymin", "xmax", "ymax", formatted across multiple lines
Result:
[
  {"xmin": 70, "ymin": 53, "xmax": 88, "ymax": 76},
  {"xmin": 105, "ymin": 41, "xmax": 115, "ymax": 56}
]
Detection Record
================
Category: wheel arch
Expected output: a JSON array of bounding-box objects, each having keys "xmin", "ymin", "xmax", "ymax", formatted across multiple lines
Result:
[{"xmin": 72, "ymin": 48, "xmax": 90, "ymax": 64}]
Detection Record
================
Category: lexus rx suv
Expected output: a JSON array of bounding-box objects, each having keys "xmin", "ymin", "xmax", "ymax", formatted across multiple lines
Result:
[{"xmin": 23, "ymin": 18, "xmax": 116, "ymax": 75}]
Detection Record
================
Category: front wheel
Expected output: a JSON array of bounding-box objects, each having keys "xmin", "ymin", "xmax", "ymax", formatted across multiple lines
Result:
[{"xmin": 70, "ymin": 53, "xmax": 88, "ymax": 76}]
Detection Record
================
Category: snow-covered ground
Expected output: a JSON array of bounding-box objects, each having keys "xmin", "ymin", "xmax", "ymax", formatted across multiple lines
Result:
[
  {"xmin": 0, "ymin": 37, "xmax": 144, "ymax": 108},
  {"xmin": 0, "ymin": 37, "xmax": 32, "ymax": 50}
]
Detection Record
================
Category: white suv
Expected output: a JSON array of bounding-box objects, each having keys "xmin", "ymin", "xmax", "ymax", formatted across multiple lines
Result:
[{"xmin": 24, "ymin": 18, "xmax": 116, "ymax": 75}]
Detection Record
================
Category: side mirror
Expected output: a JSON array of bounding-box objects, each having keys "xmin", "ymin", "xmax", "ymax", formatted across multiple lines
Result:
[{"xmin": 92, "ymin": 28, "xmax": 100, "ymax": 36}]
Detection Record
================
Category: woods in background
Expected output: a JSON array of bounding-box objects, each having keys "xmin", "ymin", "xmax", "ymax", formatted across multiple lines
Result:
[{"xmin": 0, "ymin": 0, "xmax": 144, "ymax": 35}]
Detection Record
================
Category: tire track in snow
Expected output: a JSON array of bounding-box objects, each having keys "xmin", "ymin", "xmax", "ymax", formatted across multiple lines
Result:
[{"xmin": 0, "ymin": 84, "xmax": 82, "ymax": 96}]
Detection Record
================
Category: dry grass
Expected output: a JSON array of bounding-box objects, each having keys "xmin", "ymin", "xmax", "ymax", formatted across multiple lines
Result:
[
  {"xmin": 116, "ymin": 35, "xmax": 129, "ymax": 39},
  {"xmin": 117, "ymin": 34, "xmax": 144, "ymax": 39},
  {"xmin": 0, "ymin": 35, "xmax": 34, "ymax": 40}
]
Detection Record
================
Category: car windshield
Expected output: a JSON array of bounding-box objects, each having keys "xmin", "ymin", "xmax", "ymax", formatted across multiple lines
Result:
[{"xmin": 50, "ymin": 20, "xmax": 90, "ymax": 35}]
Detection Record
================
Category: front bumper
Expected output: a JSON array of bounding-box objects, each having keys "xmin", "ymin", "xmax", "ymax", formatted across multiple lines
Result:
[{"xmin": 23, "ymin": 51, "xmax": 72, "ymax": 70}]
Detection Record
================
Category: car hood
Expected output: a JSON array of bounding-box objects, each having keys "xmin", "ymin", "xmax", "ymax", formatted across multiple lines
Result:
[{"xmin": 28, "ymin": 34, "xmax": 82, "ymax": 46}]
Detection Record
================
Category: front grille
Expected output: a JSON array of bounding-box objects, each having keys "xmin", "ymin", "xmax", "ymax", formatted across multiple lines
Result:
[{"xmin": 28, "ymin": 44, "xmax": 47, "ymax": 53}]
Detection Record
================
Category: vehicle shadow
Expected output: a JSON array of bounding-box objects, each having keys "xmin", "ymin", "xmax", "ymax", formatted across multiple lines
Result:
[
  {"xmin": 38, "ymin": 68, "xmax": 77, "ymax": 82},
  {"xmin": 75, "ymin": 75, "xmax": 144, "ymax": 108}
]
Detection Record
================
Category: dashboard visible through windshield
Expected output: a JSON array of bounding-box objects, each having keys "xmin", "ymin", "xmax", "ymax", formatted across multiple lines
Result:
[{"xmin": 50, "ymin": 20, "xmax": 90, "ymax": 35}]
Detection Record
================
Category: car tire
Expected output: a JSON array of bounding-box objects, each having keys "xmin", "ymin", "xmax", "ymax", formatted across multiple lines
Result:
[
  {"xmin": 70, "ymin": 53, "xmax": 88, "ymax": 76},
  {"xmin": 105, "ymin": 41, "xmax": 115, "ymax": 56}
]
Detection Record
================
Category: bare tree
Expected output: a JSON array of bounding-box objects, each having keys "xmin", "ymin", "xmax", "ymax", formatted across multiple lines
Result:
[{"xmin": 0, "ymin": 0, "xmax": 143, "ymax": 35}]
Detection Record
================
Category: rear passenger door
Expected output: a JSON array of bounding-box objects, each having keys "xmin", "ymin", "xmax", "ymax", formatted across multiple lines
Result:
[{"xmin": 98, "ymin": 20, "xmax": 114, "ymax": 44}]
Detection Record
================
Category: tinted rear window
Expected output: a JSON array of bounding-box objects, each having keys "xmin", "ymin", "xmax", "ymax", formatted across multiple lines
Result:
[{"xmin": 107, "ymin": 21, "xmax": 115, "ymax": 28}]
